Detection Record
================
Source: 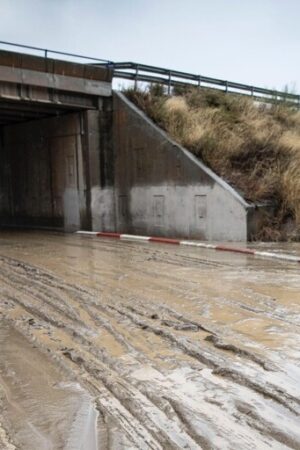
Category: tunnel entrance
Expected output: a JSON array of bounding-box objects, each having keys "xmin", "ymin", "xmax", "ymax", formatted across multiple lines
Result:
[
  {"xmin": 0, "ymin": 101, "xmax": 86, "ymax": 231},
  {"xmin": 0, "ymin": 48, "xmax": 113, "ymax": 232}
]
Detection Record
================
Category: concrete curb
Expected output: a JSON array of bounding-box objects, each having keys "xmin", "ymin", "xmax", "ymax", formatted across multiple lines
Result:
[{"xmin": 76, "ymin": 231, "xmax": 300, "ymax": 264}]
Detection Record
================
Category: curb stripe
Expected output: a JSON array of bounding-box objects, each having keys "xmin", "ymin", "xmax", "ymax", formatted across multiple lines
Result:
[
  {"xmin": 76, "ymin": 231, "xmax": 300, "ymax": 264},
  {"xmin": 180, "ymin": 241, "xmax": 216, "ymax": 249},
  {"xmin": 255, "ymin": 251, "xmax": 300, "ymax": 263},
  {"xmin": 76, "ymin": 231, "xmax": 98, "ymax": 235},
  {"xmin": 216, "ymin": 245, "xmax": 256, "ymax": 255},
  {"xmin": 96, "ymin": 232, "xmax": 121, "ymax": 238},
  {"xmin": 149, "ymin": 237, "xmax": 180, "ymax": 245},
  {"xmin": 121, "ymin": 234, "xmax": 150, "ymax": 242}
]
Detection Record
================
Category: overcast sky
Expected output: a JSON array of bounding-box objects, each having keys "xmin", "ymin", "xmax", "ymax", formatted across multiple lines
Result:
[{"xmin": 0, "ymin": 0, "xmax": 299, "ymax": 92}]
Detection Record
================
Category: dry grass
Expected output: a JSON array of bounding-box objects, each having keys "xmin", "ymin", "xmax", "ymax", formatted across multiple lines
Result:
[{"xmin": 125, "ymin": 86, "xmax": 300, "ymax": 240}]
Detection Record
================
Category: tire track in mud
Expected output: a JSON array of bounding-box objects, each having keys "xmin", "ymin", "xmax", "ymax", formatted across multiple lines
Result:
[
  {"xmin": 1, "ymin": 250, "xmax": 300, "ymax": 449},
  {"xmin": 0, "ymin": 256, "xmax": 203, "ymax": 448},
  {"xmin": 61, "ymin": 237, "xmax": 232, "ymax": 268},
  {"xmin": 13, "ymin": 236, "xmax": 300, "ymax": 331},
  {"xmin": 105, "ymin": 303, "xmax": 300, "ymax": 412},
  {"xmin": 117, "ymin": 300, "xmax": 276, "ymax": 371},
  {"xmin": 55, "ymin": 241, "xmax": 300, "ymax": 332},
  {"xmin": 3, "ymin": 249, "xmax": 299, "ymax": 337}
]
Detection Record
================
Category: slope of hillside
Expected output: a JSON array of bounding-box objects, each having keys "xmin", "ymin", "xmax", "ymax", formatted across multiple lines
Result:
[{"xmin": 125, "ymin": 86, "xmax": 300, "ymax": 240}]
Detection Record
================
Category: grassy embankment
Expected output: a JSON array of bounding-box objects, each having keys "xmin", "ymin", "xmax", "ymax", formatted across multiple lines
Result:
[{"xmin": 125, "ymin": 86, "xmax": 300, "ymax": 240}]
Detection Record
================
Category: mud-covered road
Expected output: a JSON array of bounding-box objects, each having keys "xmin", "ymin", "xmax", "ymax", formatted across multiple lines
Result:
[{"xmin": 0, "ymin": 231, "xmax": 299, "ymax": 450}]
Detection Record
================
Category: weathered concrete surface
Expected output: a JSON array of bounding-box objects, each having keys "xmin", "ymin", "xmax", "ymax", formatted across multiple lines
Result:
[
  {"xmin": 111, "ymin": 92, "xmax": 251, "ymax": 241},
  {"xmin": 0, "ymin": 49, "xmax": 112, "ymax": 103},
  {"xmin": 0, "ymin": 231, "xmax": 299, "ymax": 449},
  {"xmin": 0, "ymin": 50, "xmax": 112, "ymax": 232}
]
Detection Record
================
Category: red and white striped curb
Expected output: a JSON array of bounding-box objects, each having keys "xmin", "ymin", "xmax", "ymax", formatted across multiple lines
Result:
[{"xmin": 76, "ymin": 231, "xmax": 300, "ymax": 264}]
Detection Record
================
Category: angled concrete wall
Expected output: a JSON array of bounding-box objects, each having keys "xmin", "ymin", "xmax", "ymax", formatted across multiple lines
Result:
[{"xmin": 110, "ymin": 92, "xmax": 250, "ymax": 241}]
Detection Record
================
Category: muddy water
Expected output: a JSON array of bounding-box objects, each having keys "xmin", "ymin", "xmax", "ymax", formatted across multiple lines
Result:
[
  {"xmin": 0, "ymin": 322, "xmax": 98, "ymax": 450},
  {"xmin": 0, "ymin": 231, "xmax": 300, "ymax": 449}
]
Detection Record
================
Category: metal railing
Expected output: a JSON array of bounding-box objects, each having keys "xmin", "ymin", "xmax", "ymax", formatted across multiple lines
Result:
[
  {"xmin": 0, "ymin": 40, "xmax": 112, "ymax": 64},
  {"xmin": 0, "ymin": 40, "xmax": 299, "ymax": 107},
  {"xmin": 109, "ymin": 62, "xmax": 300, "ymax": 107}
]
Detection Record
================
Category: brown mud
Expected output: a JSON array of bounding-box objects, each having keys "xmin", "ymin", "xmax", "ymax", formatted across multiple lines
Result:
[{"xmin": 0, "ymin": 230, "xmax": 300, "ymax": 449}]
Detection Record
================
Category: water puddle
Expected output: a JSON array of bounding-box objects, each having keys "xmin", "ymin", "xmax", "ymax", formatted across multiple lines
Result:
[{"xmin": 0, "ymin": 321, "xmax": 98, "ymax": 450}]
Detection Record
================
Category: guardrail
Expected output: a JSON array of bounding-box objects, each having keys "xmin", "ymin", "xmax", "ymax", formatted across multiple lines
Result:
[
  {"xmin": 0, "ymin": 40, "xmax": 112, "ymax": 64},
  {"xmin": 109, "ymin": 62, "xmax": 300, "ymax": 107},
  {"xmin": 0, "ymin": 40, "xmax": 299, "ymax": 107}
]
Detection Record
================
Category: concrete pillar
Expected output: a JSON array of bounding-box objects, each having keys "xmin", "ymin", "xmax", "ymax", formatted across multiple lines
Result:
[{"xmin": 84, "ymin": 98, "xmax": 115, "ymax": 232}]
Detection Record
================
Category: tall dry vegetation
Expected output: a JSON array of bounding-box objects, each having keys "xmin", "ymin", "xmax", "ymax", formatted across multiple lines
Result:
[{"xmin": 125, "ymin": 86, "xmax": 300, "ymax": 240}]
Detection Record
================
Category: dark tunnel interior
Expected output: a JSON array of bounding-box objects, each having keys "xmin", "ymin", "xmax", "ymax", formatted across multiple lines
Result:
[{"xmin": 0, "ymin": 100, "xmax": 84, "ymax": 230}]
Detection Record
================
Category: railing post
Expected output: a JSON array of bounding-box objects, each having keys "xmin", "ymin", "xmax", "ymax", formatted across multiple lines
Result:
[
  {"xmin": 167, "ymin": 71, "xmax": 171, "ymax": 95},
  {"xmin": 45, "ymin": 49, "xmax": 48, "ymax": 59},
  {"xmin": 134, "ymin": 64, "xmax": 139, "ymax": 90},
  {"xmin": 225, "ymin": 80, "xmax": 228, "ymax": 93},
  {"xmin": 198, "ymin": 75, "xmax": 201, "ymax": 88}
]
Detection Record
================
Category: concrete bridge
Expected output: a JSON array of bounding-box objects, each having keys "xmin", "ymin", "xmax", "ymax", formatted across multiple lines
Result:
[{"xmin": 0, "ymin": 49, "xmax": 265, "ymax": 240}]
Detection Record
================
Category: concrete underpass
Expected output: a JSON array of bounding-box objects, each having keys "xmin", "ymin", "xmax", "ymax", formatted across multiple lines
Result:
[
  {"xmin": 0, "ymin": 48, "xmax": 261, "ymax": 241},
  {"xmin": 0, "ymin": 50, "xmax": 112, "ymax": 232}
]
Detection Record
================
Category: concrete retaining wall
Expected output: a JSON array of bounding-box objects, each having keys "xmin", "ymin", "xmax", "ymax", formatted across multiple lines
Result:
[{"xmin": 110, "ymin": 92, "xmax": 250, "ymax": 241}]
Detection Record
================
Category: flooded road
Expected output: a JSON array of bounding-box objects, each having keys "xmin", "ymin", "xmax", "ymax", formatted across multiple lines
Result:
[
  {"xmin": 0, "ymin": 231, "xmax": 299, "ymax": 449},
  {"xmin": 0, "ymin": 323, "xmax": 98, "ymax": 450}
]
